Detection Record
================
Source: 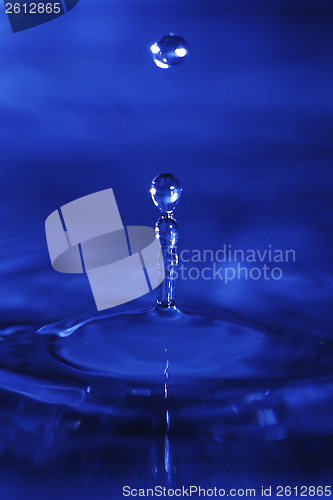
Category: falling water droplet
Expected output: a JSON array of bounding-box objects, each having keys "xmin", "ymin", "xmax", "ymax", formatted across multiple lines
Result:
[{"xmin": 150, "ymin": 34, "xmax": 189, "ymax": 69}]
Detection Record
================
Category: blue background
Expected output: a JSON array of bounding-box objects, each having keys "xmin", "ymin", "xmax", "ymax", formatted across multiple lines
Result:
[{"xmin": 0, "ymin": 0, "xmax": 332, "ymax": 334}]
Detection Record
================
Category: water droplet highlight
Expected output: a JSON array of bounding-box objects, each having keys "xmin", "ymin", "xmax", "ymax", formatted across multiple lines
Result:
[{"xmin": 150, "ymin": 34, "xmax": 189, "ymax": 69}]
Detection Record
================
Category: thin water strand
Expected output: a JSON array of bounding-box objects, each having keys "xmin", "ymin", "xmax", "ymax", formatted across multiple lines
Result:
[{"xmin": 151, "ymin": 173, "xmax": 182, "ymax": 309}]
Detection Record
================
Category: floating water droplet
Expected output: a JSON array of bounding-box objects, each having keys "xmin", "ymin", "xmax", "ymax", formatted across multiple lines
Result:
[{"xmin": 150, "ymin": 34, "xmax": 189, "ymax": 69}]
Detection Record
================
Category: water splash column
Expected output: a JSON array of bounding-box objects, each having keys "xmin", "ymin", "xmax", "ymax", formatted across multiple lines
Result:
[{"xmin": 150, "ymin": 173, "xmax": 182, "ymax": 309}]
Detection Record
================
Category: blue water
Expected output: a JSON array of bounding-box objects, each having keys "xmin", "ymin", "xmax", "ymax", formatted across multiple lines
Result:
[
  {"xmin": 0, "ymin": 301, "xmax": 332, "ymax": 498},
  {"xmin": 0, "ymin": 0, "xmax": 332, "ymax": 498}
]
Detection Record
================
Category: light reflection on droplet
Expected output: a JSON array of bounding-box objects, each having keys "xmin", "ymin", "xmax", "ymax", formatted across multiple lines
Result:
[{"xmin": 150, "ymin": 34, "xmax": 189, "ymax": 69}]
